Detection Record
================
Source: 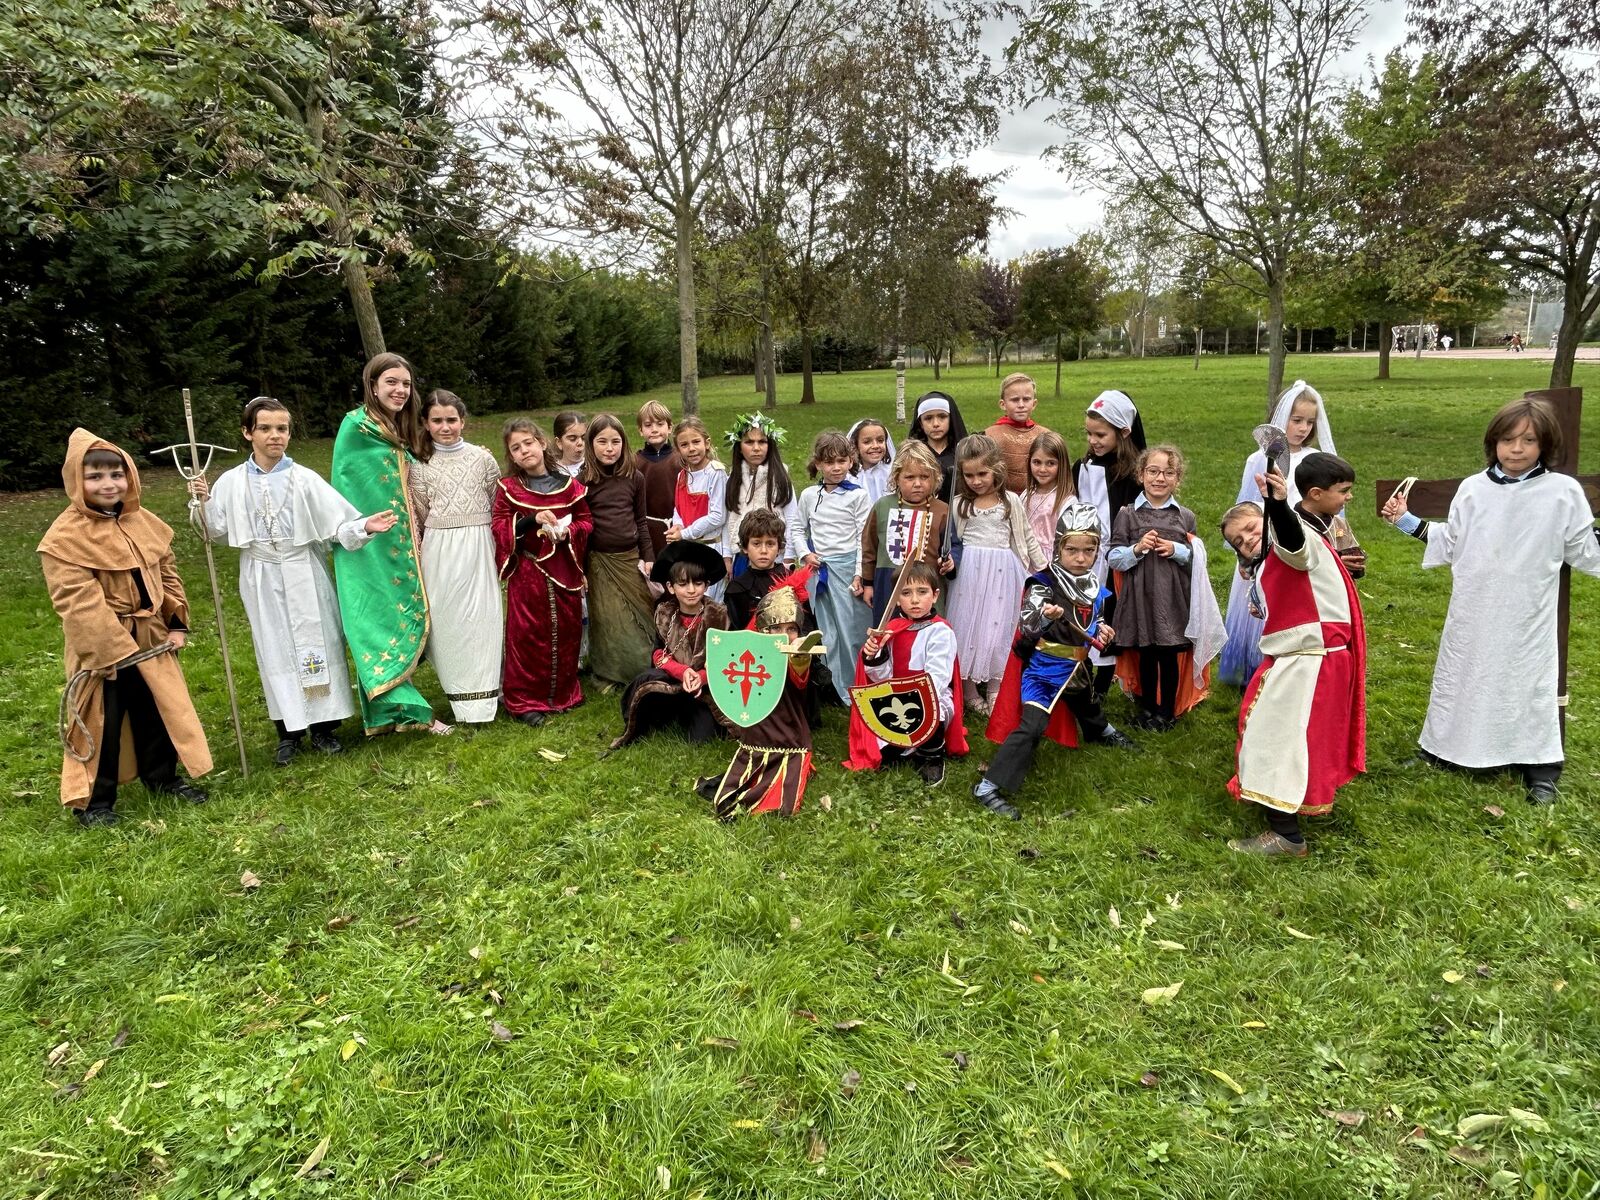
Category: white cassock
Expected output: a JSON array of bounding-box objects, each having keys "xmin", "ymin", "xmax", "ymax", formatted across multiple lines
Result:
[
  {"xmin": 1417, "ymin": 470, "xmax": 1600, "ymax": 768},
  {"xmin": 203, "ymin": 457, "xmax": 371, "ymax": 732},
  {"xmin": 409, "ymin": 441, "xmax": 504, "ymax": 723}
]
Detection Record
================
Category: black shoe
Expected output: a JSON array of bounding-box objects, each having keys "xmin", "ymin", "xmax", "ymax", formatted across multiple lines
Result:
[
  {"xmin": 1526, "ymin": 781, "xmax": 1559, "ymax": 805},
  {"xmin": 971, "ymin": 781, "xmax": 1020, "ymax": 821},
  {"xmin": 917, "ymin": 758, "xmax": 945, "ymax": 788},
  {"xmin": 76, "ymin": 806, "xmax": 119, "ymax": 828},
  {"xmin": 514, "ymin": 711, "xmax": 546, "ymax": 728},
  {"xmin": 1130, "ymin": 711, "xmax": 1159, "ymax": 731},
  {"xmin": 274, "ymin": 738, "xmax": 300, "ymax": 767},
  {"xmin": 1097, "ymin": 726, "xmax": 1139, "ymax": 751},
  {"xmin": 309, "ymin": 731, "xmax": 344, "ymax": 754},
  {"xmin": 160, "ymin": 781, "xmax": 209, "ymax": 805}
]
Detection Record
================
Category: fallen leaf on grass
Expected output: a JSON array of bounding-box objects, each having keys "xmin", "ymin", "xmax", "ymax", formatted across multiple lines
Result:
[
  {"xmin": 2, "ymin": 946, "xmax": 20, "ymax": 956},
  {"xmin": 1140, "ymin": 911, "xmax": 1156, "ymax": 928},
  {"xmin": 325, "ymin": 915, "xmax": 355, "ymax": 932},
  {"xmin": 1508, "ymin": 1107, "xmax": 1547, "ymax": 1131},
  {"xmin": 490, "ymin": 1022, "xmax": 516, "ymax": 1044},
  {"xmin": 536, "ymin": 748, "xmax": 567, "ymax": 762},
  {"xmin": 294, "ymin": 1135, "xmax": 330, "ymax": 1179},
  {"xmin": 13, "ymin": 789, "xmax": 40, "ymax": 797},
  {"xmin": 80, "ymin": 1059, "xmax": 106, "ymax": 1084},
  {"xmin": 467, "ymin": 946, "xmax": 483, "ymax": 960},
  {"xmin": 950, "ymin": 909, "xmax": 966, "ymax": 930},
  {"xmin": 703, "ymin": 1036, "xmax": 740, "ymax": 1050},
  {"xmin": 1564, "ymin": 896, "xmax": 1584, "ymax": 911},
  {"xmin": 789, "ymin": 916, "xmax": 802, "ymax": 932},
  {"xmin": 840, "ymin": 1068, "xmax": 861, "ymax": 1098},
  {"xmin": 340, "ymin": 1039, "xmax": 360, "ymax": 1061},
  {"xmin": 1241, "ymin": 1021, "xmax": 1267, "ymax": 1029},
  {"xmin": 240, "ymin": 871, "xmax": 262, "ymax": 891},
  {"xmin": 1321, "ymin": 1108, "xmax": 1366, "ymax": 1128},
  {"xmin": 1017, "ymin": 847, "xmax": 1041, "ymax": 860},
  {"xmin": 1204, "ymin": 1067, "xmax": 1245, "ymax": 1095},
  {"xmin": 45, "ymin": 1041, "xmax": 71, "ymax": 1068},
  {"xmin": 1043, "ymin": 1160, "xmax": 1072, "ymax": 1179},
  {"xmin": 1108, "ymin": 906, "xmax": 1121, "ymax": 930},
  {"xmin": 655, "ymin": 1164, "xmax": 672, "ymax": 1191},
  {"xmin": 1152, "ymin": 940, "xmax": 1186, "ymax": 952},
  {"xmin": 53, "ymin": 1083, "xmax": 81, "ymax": 1102},
  {"xmin": 818, "ymin": 794, "xmax": 832, "ymax": 812},
  {"xmin": 148, "ymin": 1080, "xmax": 169, "ymax": 1090},
  {"xmin": 832, "ymin": 1019, "xmax": 865, "ymax": 1033},
  {"xmin": 393, "ymin": 915, "xmax": 421, "ymax": 930},
  {"xmin": 110, "ymin": 1027, "xmax": 130, "ymax": 1051},
  {"xmin": 562, "ymin": 886, "xmax": 579, "ymax": 898},
  {"xmin": 1138, "ymin": 1071, "xmax": 1159, "ymax": 1088},
  {"xmin": 1283, "ymin": 925, "xmax": 1315, "ymax": 941},
  {"xmin": 1441, "ymin": 970, "xmax": 1465, "ymax": 984},
  {"xmin": 1553, "ymin": 979, "xmax": 1567, "ymax": 993},
  {"xmin": 1008, "ymin": 919, "xmax": 1031, "ymax": 936},
  {"xmin": 1483, "ymin": 805, "xmax": 1505, "ymax": 818},
  {"xmin": 732, "ymin": 1119, "xmax": 761, "ymax": 1130},
  {"xmin": 1031, "ymin": 973, "xmax": 1047, "ymax": 983},
  {"xmin": 1447, "ymin": 1145, "xmax": 1489, "ymax": 1166},
  {"xmin": 1456, "ymin": 1113, "xmax": 1505, "ymax": 1138},
  {"xmin": 806, "ymin": 1127, "xmax": 827, "ymax": 1163},
  {"xmin": 1140, "ymin": 982, "xmax": 1183, "ymax": 1006},
  {"xmin": 792, "ymin": 1009, "xmax": 818, "ymax": 1023},
  {"xmin": 947, "ymin": 1051, "xmax": 969, "ymax": 1071}
]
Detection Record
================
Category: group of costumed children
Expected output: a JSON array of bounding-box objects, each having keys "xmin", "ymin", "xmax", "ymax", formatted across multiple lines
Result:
[{"xmin": 39, "ymin": 360, "xmax": 1599, "ymax": 859}]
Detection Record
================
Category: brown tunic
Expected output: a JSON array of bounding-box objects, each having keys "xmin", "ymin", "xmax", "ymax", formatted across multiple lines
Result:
[
  {"xmin": 586, "ymin": 471, "xmax": 653, "ymax": 559},
  {"xmin": 635, "ymin": 444, "xmax": 680, "ymax": 559},
  {"xmin": 38, "ymin": 429, "xmax": 213, "ymax": 808},
  {"xmin": 1109, "ymin": 502, "xmax": 1197, "ymax": 647}
]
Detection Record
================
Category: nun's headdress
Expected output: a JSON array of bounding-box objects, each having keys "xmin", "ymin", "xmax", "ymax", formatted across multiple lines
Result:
[{"xmin": 1086, "ymin": 390, "xmax": 1147, "ymax": 451}]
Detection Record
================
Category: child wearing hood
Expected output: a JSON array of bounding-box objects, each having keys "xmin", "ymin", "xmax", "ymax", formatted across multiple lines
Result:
[{"xmin": 38, "ymin": 430, "xmax": 213, "ymax": 826}]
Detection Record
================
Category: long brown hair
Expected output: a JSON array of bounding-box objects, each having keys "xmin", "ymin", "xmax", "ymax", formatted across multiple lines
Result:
[
  {"xmin": 581, "ymin": 413, "xmax": 636, "ymax": 484},
  {"xmin": 361, "ymin": 353, "xmax": 430, "ymax": 461},
  {"xmin": 1483, "ymin": 397, "xmax": 1562, "ymax": 469},
  {"xmin": 501, "ymin": 417, "xmax": 559, "ymax": 477},
  {"xmin": 1025, "ymin": 428, "xmax": 1075, "ymax": 514}
]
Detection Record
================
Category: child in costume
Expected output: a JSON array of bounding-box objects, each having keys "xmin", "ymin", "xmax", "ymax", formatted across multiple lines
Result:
[
  {"xmin": 945, "ymin": 434, "xmax": 1046, "ymax": 715},
  {"xmin": 798, "ymin": 429, "xmax": 872, "ymax": 703},
  {"xmin": 193, "ymin": 397, "xmax": 397, "ymax": 766},
  {"xmin": 583, "ymin": 413, "xmax": 657, "ymax": 685},
  {"xmin": 722, "ymin": 412, "xmax": 802, "ymax": 573},
  {"xmin": 612, "ymin": 541, "xmax": 731, "ymax": 748},
  {"xmin": 1219, "ymin": 380, "xmax": 1339, "ymax": 687},
  {"xmin": 553, "ymin": 410, "xmax": 588, "ymax": 478},
  {"xmin": 859, "ymin": 440, "xmax": 957, "ymax": 625},
  {"xmin": 725, "ymin": 509, "xmax": 797, "ymax": 630},
  {"xmin": 493, "ymin": 418, "xmax": 591, "ymax": 727},
  {"xmin": 985, "ymin": 372, "xmax": 1053, "ymax": 494},
  {"xmin": 410, "ymin": 390, "xmax": 504, "ymax": 724},
  {"xmin": 697, "ymin": 569, "xmax": 822, "ymax": 819},
  {"xmin": 1382, "ymin": 397, "xmax": 1600, "ymax": 805},
  {"xmin": 330, "ymin": 352, "xmax": 450, "ymax": 736},
  {"xmin": 664, "ymin": 416, "xmax": 728, "ymax": 599},
  {"xmin": 906, "ymin": 390, "xmax": 969, "ymax": 504},
  {"xmin": 1221, "ymin": 455, "xmax": 1367, "ymax": 856},
  {"xmin": 635, "ymin": 400, "xmax": 680, "ymax": 560},
  {"xmin": 1075, "ymin": 389, "xmax": 1147, "ymax": 697},
  {"xmin": 1107, "ymin": 444, "xmax": 1224, "ymax": 729},
  {"xmin": 845, "ymin": 562, "xmax": 966, "ymax": 786},
  {"xmin": 1023, "ymin": 429, "xmax": 1076, "ymax": 554},
  {"xmin": 978, "ymin": 502, "xmax": 1138, "ymax": 819},
  {"xmin": 848, "ymin": 418, "xmax": 895, "ymax": 503},
  {"xmin": 40, "ymin": 430, "xmax": 212, "ymax": 825}
]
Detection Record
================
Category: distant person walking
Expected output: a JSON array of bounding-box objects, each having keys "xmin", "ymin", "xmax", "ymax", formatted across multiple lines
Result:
[{"xmin": 1440, "ymin": 334, "xmax": 1452, "ymax": 352}]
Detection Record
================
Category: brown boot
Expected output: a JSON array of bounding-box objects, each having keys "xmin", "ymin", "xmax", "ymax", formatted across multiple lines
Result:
[{"xmin": 1226, "ymin": 830, "xmax": 1308, "ymax": 858}]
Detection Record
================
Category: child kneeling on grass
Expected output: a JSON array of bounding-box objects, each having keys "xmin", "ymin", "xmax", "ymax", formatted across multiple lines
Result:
[
  {"xmin": 844, "ymin": 562, "xmax": 967, "ymax": 787},
  {"xmin": 1220, "ymin": 456, "xmax": 1367, "ymax": 858},
  {"xmin": 977, "ymin": 502, "xmax": 1138, "ymax": 821}
]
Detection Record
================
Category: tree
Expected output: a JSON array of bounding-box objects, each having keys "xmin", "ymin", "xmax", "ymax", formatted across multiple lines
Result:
[
  {"xmin": 1409, "ymin": 0, "xmax": 1600, "ymax": 387},
  {"xmin": 464, "ymin": 0, "xmax": 814, "ymax": 415},
  {"xmin": 1168, "ymin": 241, "xmax": 1255, "ymax": 368},
  {"xmin": 1014, "ymin": 0, "xmax": 1365, "ymax": 412},
  {"xmin": 1017, "ymin": 244, "xmax": 1109, "ymax": 395},
  {"xmin": 973, "ymin": 259, "xmax": 1022, "ymax": 374},
  {"xmin": 1096, "ymin": 206, "xmax": 1178, "ymax": 358}
]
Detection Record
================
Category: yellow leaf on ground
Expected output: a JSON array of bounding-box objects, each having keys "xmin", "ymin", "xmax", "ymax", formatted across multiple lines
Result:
[
  {"xmin": 1153, "ymin": 940, "xmax": 1186, "ymax": 951},
  {"xmin": 153, "ymin": 994, "xmax": 189, "ymax": 1004},
  {"xmin": 1108, "ymin": 906, "xmax": 1121, "ymax": 930},
  {"xmin": 1442, "ymin": 970, "xmax": 1465, "ymax": 984},
  {"xmin": 340, "ymin": 1039, "xmax": 359, "ymax": 1061},
  {"xmin": 732, "ymin": 1119, "xmax": 761, "ymax": 1130},
  {"xmin": 80, "ymin": 1059, "xmax": 106, "ymax": 1083},
  {"xmin": 294, "ymin": 1135, "xmax": 330, "ymax": 1179},
  {"xmin": 1204, "ymin": 1067, "xmax": 1245, "ymax": 1094},
  {"xmin": 1043, "ymin": 1159, "xmax": 1072, "ymax": 1179},
  {"xmin": 1457, "ymin": 1113, "xmax": 1505, "ymax": 1138},
  {"xmin": 1283, "ymin": 925, "xmax": 1315, "ymax": 941},
  {"xmin": 537, "ymin": 748, "xmax": 566, "ymax": 762},
  {"xmin": 1241, "ymin": 1020, "xmax": 1267, "ymax": 1029},
  {"xmin": 1008, "ymin": 919, "xmax": 1031, "ymax": 936},
  {"xmin": 1140, "ymin": 982, "xmax": 1183, "ymax": 1006},
  {"xmin": 240, "ymin": 871, "xmax": 262, "ymax": 890}
]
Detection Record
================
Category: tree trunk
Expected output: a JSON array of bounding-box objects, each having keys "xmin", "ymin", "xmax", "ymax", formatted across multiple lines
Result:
[
  {"xmin": 1055, "ymin": 331, "xmax": 1063, "ymax": 396},
  {"xmin": 932, "ymin": 343, "xmax": 942, "ymax": 380},
  {"xmin": 1549, "ymin": 269, "xmax": 1595, "ymax": 389},
  {"xmin": 1265, "ymin": 280, "xmax": 1287, "ymax": 416},
  {"xmin": 674, "ymin": 206, "xmax": 700, "ymax": 415},
  {"xmin": 1414, "ymin": 313, "xmax": 1425, "ymax": 360},
  {"xmin": 760, "ymin": 322, "xmax": 777, "ymax": 412},
  {"xmin": 1294, "ymin": 325, "xmax": 1303, "ymax": 354},
  {"xmin": 1223, "ymin": 327, "xmax": 1230, "ymax": 356},
  {"xmin": 753, "ymin": 338, "xmax": 766, "ymax": 394},
  {"xmin": 1377, "ymin": 320, "xmax": 1391, "ymax": 381},
  {"xmin": 1193, "ymin": 327, "xmax": 1202, "ymax": 370},
  {"xmin": 342, "ymin": 258, "xmax": 386, "ymax": 359},
  {"xmin": 799, "ymin": 326, "xmax": 816, "ymax": 405}
]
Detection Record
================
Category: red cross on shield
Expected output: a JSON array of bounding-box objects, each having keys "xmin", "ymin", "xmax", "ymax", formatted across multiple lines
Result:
[{"xmin": 706, "ymin": 629, "xmax": 789, "ymax": 728}]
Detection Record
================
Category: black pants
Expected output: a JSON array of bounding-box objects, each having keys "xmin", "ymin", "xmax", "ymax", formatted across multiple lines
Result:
[
  {"xmin": 986, "ymin": 692, "xmax": 1109, "ymax": 794},
  {"xmin": 1138, "ymin": 646, "xmax": 1184, "ymax": 720},
  {"xmin": 1264, "ymin": 807, "xmax": 1303, "ymax": 841},
  {"xmin": 90, "ymin": 665, "xmax": 178, "ymax": 810},
  {"xmin": 274, "ymin": 718, "xmax": 342, "ymax": 741},
  {"xmin": 1420, "ymin": 747, "xmax": 1562, "ymax": 790},
  {"xmin": 879, "ymin": 725, "xmax": 946, "ymax": 769}
]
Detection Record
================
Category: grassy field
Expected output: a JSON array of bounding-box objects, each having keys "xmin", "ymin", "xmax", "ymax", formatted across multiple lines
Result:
[{"xmin": 2, "ymin": 353, "xmax": 1598, "ymax": 1199}]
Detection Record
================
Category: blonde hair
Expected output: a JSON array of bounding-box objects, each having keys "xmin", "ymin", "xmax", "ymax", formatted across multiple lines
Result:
[
  {"xmin": 888, "ymin": 439, "xmax": 942, "ymax": 496},
  {"xmin": 1025, "ymin": 428, "xmax": 1074, "ymax": 514},
  {"xmin": 636, "ymin": 399, "xmax": 674, "ymax": 428},
  {"xmin": 672, "ymin": 416, "xmax": 719, "ymax": 464},
  {"xmin": 1138, "ymin": 443, "xmax": 1187, "ymax": 488},
  {"xmin": 1000, "ymin": 371, "xmax": 1036, "ymax": 400},
  {"xmin": 953, "ymin": 434, "xmax": 1010, "ymax": 519}
]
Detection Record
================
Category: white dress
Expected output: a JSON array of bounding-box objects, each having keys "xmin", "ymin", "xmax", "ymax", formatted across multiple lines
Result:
[
  {"xmin": 409, "ymin": 441, "xmax": 504, "ymax": 723},
  {"xmin": 797, "ymin": 481, "xmax": 873, "ymax": 702},
  {"xmin": 946, "ymin": 496, "xmax": 1044, "ymax": 685},
  {"xmin": 1417, "ymin": 470, "xmax": 1600, "ymax": 768},
  {"xmin": 203, "ymin": 458, "xmax": 370, "ymax": 732}
]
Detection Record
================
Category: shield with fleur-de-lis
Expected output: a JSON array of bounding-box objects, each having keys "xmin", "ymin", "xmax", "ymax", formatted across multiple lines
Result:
[
  {"xmin": 706, "ymin": 629, "xmax": 789, "ymax": 728},
  {"xmin": 850, "ymin": 673, "xmax": 940, "ymax": 748}
]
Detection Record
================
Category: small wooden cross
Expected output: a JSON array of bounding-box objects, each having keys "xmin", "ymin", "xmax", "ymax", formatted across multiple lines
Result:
[{"xmin": 1376, "ymin": 387, "xmax": 1600, "ymax": 738}]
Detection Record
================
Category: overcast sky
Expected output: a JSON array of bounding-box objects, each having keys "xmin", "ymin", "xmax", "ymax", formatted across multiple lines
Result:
[{"xmin": 975, "ymin": 0, "xmax": 1413, "ymax": 261}]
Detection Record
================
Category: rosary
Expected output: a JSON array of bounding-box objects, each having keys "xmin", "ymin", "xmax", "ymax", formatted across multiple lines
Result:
[{"xmin": 253, "ymin": 476, "xmax": 288, "ymax": 550}]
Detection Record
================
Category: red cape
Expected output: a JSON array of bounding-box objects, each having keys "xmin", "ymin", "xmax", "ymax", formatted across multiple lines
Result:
[{"xmin": 844, "ymin": 617, "xmax": 968, "ymax": 769}]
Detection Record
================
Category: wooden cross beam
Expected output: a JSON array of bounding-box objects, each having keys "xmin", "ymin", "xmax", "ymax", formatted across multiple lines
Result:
[{"xmin": 1376, "ymin": 387, "xmax": 1600, "ymax": 738}]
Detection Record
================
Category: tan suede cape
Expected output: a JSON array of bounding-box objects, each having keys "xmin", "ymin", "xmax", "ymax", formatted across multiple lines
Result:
[{"xmin": 37, "ymin": 429, "xmax": 213, "ymax": 808}]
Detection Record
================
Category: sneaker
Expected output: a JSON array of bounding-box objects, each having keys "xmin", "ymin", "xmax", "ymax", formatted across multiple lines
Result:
[
  {"xmin": 274, "ymin": 738, "xmax": 299, "ymax": 767},
  {"xmin": 1096, "ymin": 726, "xmax": 1139, "ymax": 751},
  {"xmin": 1526, "ymin": 780, "xmax": 1559, "ymax": 805},
  {"xmin": 971, "ymin": 779, "xmax": 1020, "ymax": 820},
  {"xmin": 1226, "ymin": 830, "xmax": 1308, "ymax": 858},
  {"xmin": 514, "ymin": 711, "xmax": 546, "ymax": 728},
  {"xmin": 916, "ymin": 758, "xmax": 946, "ymax": 788},
  {"xmin": 76, "ymin": 807, "xmax": 119, "ymax": 828}
]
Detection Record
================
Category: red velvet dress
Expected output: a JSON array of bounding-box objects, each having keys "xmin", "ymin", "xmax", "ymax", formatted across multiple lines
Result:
[{"xmin": 492, "ymin": 473, "xmax": 592, "ymax": 715}]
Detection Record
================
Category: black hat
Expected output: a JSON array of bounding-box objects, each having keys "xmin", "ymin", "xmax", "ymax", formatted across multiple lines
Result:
[{"xmin": 650, "ymin": 539, "xmax": 727, "ymax": 585}]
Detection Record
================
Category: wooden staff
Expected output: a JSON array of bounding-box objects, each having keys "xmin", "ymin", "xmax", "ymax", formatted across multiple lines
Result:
[{"xmin": 867, "ymin": 507, "xmax": 933, "ymax": 639}]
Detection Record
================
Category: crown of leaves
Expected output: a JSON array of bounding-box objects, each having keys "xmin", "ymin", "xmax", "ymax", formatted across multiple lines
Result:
[{"xmin": 724, "ymin": 411, "xmax": 787, "ymax": 448}]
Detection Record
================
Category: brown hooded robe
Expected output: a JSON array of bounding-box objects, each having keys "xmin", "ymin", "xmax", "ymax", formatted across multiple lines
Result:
[{"xmin": 38, "ymin": 429, "xmax": 213, "ymax": 808}]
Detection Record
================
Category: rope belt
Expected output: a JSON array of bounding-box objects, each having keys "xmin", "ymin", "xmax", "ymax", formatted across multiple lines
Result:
[{"xmin": 59, "ymin": 641, "xmax": 177, "ymax": 762}]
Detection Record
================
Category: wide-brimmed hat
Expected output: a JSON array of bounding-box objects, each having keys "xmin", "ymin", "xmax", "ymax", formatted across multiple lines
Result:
[{"xmin": 650, "ymin": 539, "xmax": 727, "ymax": 585}]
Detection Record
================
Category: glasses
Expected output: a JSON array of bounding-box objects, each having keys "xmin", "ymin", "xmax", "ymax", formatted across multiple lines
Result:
[{"xmin": 1144, "ymin": 467, "xmax": 1179, "ymax": 478}]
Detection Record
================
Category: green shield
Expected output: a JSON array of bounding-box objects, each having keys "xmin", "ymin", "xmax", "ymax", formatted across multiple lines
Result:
[{"xmin": 706, "ymin": 629, "xmax": 789, "ymax": 728}]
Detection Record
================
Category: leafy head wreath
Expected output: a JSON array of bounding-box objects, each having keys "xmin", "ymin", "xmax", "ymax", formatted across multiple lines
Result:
[{"xmin": 725, "ymin": 411, "xmax": 787, "ymax": 449}]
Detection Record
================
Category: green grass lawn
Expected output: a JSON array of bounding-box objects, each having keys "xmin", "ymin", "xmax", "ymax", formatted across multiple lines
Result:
[{"xmin": 2, "ymin": 353, "xmax": 1598, "ymax": 1198}]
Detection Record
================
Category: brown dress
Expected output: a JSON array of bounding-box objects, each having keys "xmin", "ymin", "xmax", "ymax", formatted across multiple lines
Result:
[
  {"xmin": 38, "ymin": 429, "xmax": 213, "ymax": 809},
  {"xmin": 1108, "ymin": 502, "xmax": 1197, "ymax": 647}
]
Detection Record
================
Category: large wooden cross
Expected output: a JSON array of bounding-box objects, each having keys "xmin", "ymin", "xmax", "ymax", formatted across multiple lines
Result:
[{"xmin": 1376, "ymin": 387, "xmax": 1600, "ymax": 738}]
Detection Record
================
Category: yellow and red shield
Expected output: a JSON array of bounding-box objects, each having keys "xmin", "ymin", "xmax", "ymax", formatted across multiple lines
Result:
[{"xmin": 850, "ymin": 672, "xmax": 940, "ymax": 748}]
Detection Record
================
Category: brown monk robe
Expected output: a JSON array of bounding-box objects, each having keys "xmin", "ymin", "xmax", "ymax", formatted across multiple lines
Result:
[{"xmin": 38, "ymin": 429, "xmax": 212, "ymax": 812}]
